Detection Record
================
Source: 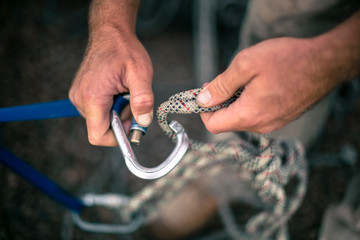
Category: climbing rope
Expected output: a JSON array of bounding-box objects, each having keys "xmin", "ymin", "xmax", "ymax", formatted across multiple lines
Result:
[
  {"xmin": 0, "ymin": 87, "xmax": 307, "ymax": 238},
  {"xmin": 119, "ymin": 88, "xmax": 308, "ymax": 240}
]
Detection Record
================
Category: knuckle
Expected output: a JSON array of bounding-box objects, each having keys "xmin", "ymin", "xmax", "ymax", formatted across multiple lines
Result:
[
  {"xmin": 204, "ymin": 123, "xmax": 220, "ymax": 134},
  {"xmin": 212, "ymin": 74, "xmax": 233, "ymax": 97},
  {"xmin": 81, "ymin": 90, "xmax": 100, "ymax": 108},
  {"xmin": 131, "ymin": 93, "xmax": 154, "ymax": 108},
  {"xmin": 256, "ymin": 126, "xmax": 274, "ymax": 135},
  {"xmin": 233, "ymin": 49, "xmax": 253, "ymax": 74},
  {"xmin": 142, "ymin": 60, "xmax": 153, "ymax": 77},
  {"xmin": 68, "ymin": 89, "xmax": 76, "ymax": 104},
  {"xmin": 88, "ymin": 131, "xmax": 107, "ymax": 146},
  {"xmin": 202, "ymin": 117, "xmax": 223, "ymax": 134},
  {"xmin": 69, "ymin": 89, "xmax": 82, "ymax": 108},
  {"xmin": 238, "ymin": 114, "xmax": 264, "ymax": 132},
  {"xmin": 88, "ymin": 135, "xmax": 100, "ymax": 146},
  {"xmin": 243, "ymin": 118, "xmax": 258, "ymax": 129},
  {"xmin": 81, "ymin": 92, "xmax": 93, "ymax": 105},
  {"xmin": 237, "ymin": 112, "xmax": 256, "ymax": 128}
]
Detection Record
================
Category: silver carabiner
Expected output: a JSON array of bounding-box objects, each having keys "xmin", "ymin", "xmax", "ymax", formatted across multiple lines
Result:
[
  {"xmin": 111, "ymin": 109, "xmax": 189, "ymax": 180},
  {"xmin": 72, "ymin": 193, "xmax": 143, "ymax": 234}
]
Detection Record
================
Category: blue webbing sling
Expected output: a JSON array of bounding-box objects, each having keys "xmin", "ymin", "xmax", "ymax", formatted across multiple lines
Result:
[{"xmin": 0, "ymin": 97, "xmax": 128, "ymax": 212}]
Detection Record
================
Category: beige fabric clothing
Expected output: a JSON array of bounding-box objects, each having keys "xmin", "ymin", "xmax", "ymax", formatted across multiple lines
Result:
[
  {"xmin": 239, "ymin": 0, "xmax": 360, "ymax": 148},
  {"xmin": 240, "ymin": 0, "xmax": 360, "ymax": 47}
]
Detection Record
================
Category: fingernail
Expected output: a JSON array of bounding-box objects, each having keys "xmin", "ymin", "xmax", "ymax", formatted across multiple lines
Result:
[
  {"xmin": 197, "ymin": 90, "xmax": 212, "ymax": 106},
  {"xmin": 137, "ymin": 112, "xmax": 152, "ymax": 127},
  {"xmin": 202, "ymin": 82, "xmax": 210, "ymax": 88}
]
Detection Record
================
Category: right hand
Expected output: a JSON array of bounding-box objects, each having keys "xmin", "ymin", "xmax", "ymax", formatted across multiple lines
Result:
[
  {"xmin": 69, "ymin": 27, "xmax": 154, "ymax": 146},
  {"xmin": 197, "ymin": 37, "xmax": 338, "ymax": 135}
]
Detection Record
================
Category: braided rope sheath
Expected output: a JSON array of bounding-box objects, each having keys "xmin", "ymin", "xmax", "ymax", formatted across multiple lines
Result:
[
  {"xmin": 121, "ymin": 88, "xmax": 308, "ymax": 240},
  {"xmin": 157, "ymin": 88, "xmax": 243, "ymax": 140}
]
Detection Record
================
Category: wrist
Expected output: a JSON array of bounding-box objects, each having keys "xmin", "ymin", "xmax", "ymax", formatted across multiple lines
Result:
[
  {"xmin": 89, "ymin": 24, "xmax": 136, "ymax": 44},
  {"xmin": 89, "ymin": 0, "xmax": 140, "ymax": 36},
  {"xmin": 310, "ymin": 11, "xmax": 360, "ymax": 83}
]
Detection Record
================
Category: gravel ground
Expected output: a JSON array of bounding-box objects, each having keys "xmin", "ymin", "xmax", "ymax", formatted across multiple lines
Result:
[{"xmin": 0, "ymin": 1, "xmax": 359, "ymax": 240}]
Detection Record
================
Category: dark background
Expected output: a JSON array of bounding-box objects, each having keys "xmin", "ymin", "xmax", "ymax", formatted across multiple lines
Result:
[{"xmin": 0, "ymin": 1, "xmax": 359, "ymax": 239}]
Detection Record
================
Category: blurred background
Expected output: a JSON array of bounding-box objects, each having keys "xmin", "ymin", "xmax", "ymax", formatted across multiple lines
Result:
[{"xmin": 0, "ymin": 0, "xmax": 359, "ymax": 239}]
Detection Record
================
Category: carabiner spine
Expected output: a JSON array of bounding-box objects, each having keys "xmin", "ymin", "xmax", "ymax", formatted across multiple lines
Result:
[{"xmin": 111, "ymin": 110, "xmax": 189, "ymax": 180}]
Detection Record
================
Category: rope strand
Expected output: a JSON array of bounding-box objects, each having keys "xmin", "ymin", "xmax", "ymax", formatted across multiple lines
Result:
[{"xmin": 121, "ymin": 88, "xmax": 307, "ymax": 240}]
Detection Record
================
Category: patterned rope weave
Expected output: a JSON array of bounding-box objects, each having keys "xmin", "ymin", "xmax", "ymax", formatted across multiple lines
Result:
[{"xmin": 121, "ymin": 88, "xmax": 308, "ymax": 240}]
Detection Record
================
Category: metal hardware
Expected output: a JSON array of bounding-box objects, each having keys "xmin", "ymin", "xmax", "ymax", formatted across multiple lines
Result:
[
  {"xmin": 111, "ymin": 109, "xmax": 189, "ymax": 180},
  {"xmin": 130, "ymin": 129, "xmax": 143, "ymax": 145},
  {"xmin": 72, "ymin": 193, "xmax": 143, "ymax": 234},
  {"xmin": 129, "ymin": 119, "xmax": 147, "ymax": 145}
]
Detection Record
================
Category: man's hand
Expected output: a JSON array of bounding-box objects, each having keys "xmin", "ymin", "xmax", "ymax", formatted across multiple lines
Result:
[
  {"xmin": 69, "ymin": 0, "xmax": 154, "ymax": 146},
  {"xmin": 197, "ymin": 10, "xmax": 360, "ymax": 135},
  {"xmin": 197, "ymin": 37, "xmax": 330, "ymax": 134}
]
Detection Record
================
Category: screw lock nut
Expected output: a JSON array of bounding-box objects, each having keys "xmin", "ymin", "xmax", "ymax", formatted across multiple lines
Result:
[
  {"xmin": 130, "ymin": 130, "xmax": 144, "ymax": 145},
  {"xmin": 129, "ymin": 119, "xmax": 148, "ymax": 145}
]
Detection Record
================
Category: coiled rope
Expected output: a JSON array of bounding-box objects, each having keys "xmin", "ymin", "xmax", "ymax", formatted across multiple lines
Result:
[{"xmin": 121, "ymin": 88, "xmax": 308, "ymax": 240}]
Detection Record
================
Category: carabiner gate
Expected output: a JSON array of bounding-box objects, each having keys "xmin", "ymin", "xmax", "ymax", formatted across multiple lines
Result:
[{"xmin": 111, "ymin": 97, "xmax": 189, "ymax": 180}]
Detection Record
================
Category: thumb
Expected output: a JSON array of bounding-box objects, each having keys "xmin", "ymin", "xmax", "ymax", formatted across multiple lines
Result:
[
  {"xmin": 128, "ymin": 79, "xmax": 154, "ymax": 128},
  {"xmin": 196, "ymin": 60, "xmax": 252, "ymax": 107}
]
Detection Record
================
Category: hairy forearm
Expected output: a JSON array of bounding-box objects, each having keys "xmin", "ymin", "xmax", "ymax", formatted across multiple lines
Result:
[
  {"xmin": 313, "ymin": 10, "xmax": 360, "ymax": 87},
  {"xmin": 70, "ymin": 0, "xmax": 154, "ymax": 146},
  {"xmin": 89, "ymin": 0, "xmax": 140, "ymax": 35}
]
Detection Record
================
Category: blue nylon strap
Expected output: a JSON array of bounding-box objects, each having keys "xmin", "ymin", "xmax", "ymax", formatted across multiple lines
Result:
[
  {"xmin": 0, "ymin": 147, "xmax": 85, "ymax": 213},
  {"xmin": 111, "ymin": 96, "xmax": 129, "ymax": 114},
  {"xmin": 0, "ymin": 99, "xmax": 81, "ymax": 122},
  {"xmin": 0, "ymin": 96, "xmax": 129, "ymax": 122},
  {"xmin": 0, "ymin": 95, "xmax": 129, "ymax": 212}
]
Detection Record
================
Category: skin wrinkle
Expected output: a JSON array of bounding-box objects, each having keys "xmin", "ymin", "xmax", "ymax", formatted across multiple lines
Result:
[
  {"xmin": 234, "ymin": 50, "xmax": 257, "ymax": 82},
  {"xmin": 89, "ymin": 0, "xmax": 139, "ymax": 34},
  {"xmin": 82, "ymin": 33, "xmax": 146, "ymax": 97},
  {"xmin": 214, "ymin": 75, "xmax": 233, "ymax": 99},
  {"xmin": 243, "ymin": 85, "xmax": 282, "ymax": 133},
  {"xmin": 272, "ymin": 40, "xmax": 319, "ymax": 116},
  {"xmin": 124, "ymin": 58, "xmax": 154, "ymax": 106},
  {"xmin": 70, "ymin": 0, "xmax": 359, "ymax": 146},
  {"xmin": 116, "ymin": 63, "xmax": 128, "ymax": 93},
  {"xmin": 200, "ymin": 26, "xmax": 360, "ymax": 134},
  {"xmin": 109, "ymin": 25, "xmax": 153, "ymax": 90},
  {"xmin": 92, "ymin": 33, "xmax": 138, "ymax": 91},
  {"xmin": 69, "ymin": 0, "xmax": 153, "ymax": 146}
]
